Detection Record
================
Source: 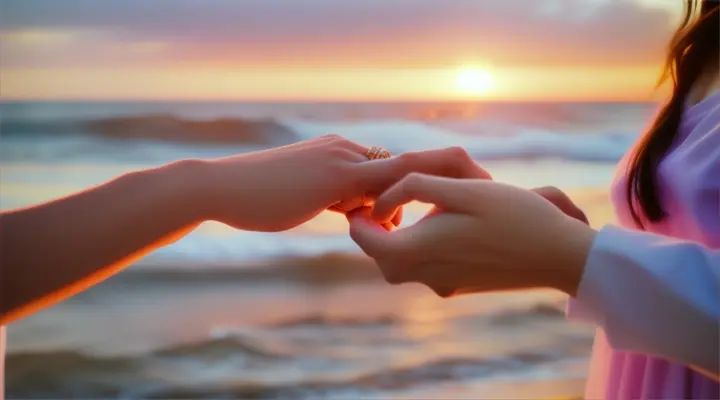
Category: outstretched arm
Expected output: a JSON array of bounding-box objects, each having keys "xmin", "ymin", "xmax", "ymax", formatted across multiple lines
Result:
[
  {"xmin": 0, "ymin": 136, "xmax": 489, "ymax": 325},
  {"xmin": 0, "ymin": 159, "xmax": 206, "ymax": 324}
]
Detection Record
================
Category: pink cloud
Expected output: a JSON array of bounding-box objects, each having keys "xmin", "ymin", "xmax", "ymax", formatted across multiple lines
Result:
[{"xmin": 1, "ymin": 0, "xmax": 678, "ymax": 69}]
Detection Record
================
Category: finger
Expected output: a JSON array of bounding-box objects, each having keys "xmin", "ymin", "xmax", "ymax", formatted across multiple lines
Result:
[
  {"xmin": 348, "ymin": 212, "xmax": 400, "ymax": 258},
  {"xmin": 314, "ymin": 134, "xmax": 374, "ymax": 162},
  {"xmin": 533, "ymin": 186, "xmax": 588, "ymax": 224},
  {"xmin": 391, "ymin": 207, "xmax": 403, "ymax": 227},
  {"xmin": 329, "ymin": 195, "xmax": 374, "ymax": 213},
  {"xmin": 372, "ymin": 205, "xmax": 403, "ymax": 226},
  {"xmin": 576, "ymin": 209, "xmax": 589, "ymax": 224},
  {"xmin": 327, "ymin": 135, "xmax": 376, "ymax": 161},
  {"xmin": 353, "ymin": 147, "xmax": 491, "ymax": 195},
  {"xmin": 561, "ymin": 204, "xmax": 589, "ymax": 224},
  {"xmin": 336, "ymin": 135, "xmax": 372, "ymax": 155},
  {"xmin": 429, "ymin": 286, "xmax": 456, "ymax": 298},
  {"xmin": 372, "ymin": 173, "xmax": 478, "ymax": 222},
  {"xmin": 345, "ymin": 206, "xmax": 372, "ymax": 223}
]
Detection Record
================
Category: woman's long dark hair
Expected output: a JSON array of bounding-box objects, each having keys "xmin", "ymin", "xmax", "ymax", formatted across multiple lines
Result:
[{"xmin": 625, "ymin": 0, "xmax": 719, "ymax": 227}]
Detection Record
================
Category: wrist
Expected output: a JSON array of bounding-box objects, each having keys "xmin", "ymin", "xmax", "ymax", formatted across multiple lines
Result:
[
  {"xmin": 161, "ymin": 158, "xmax": 217, "ymax": 223},
  {"xmin": 551, "ymin": 218, "xmax": 597, "ymax": 297}
]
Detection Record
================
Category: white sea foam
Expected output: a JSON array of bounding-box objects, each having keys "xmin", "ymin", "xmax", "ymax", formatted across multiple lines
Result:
[{"xmin": 284, "ymin": 118, "xmax": 635, "ymax": 162}]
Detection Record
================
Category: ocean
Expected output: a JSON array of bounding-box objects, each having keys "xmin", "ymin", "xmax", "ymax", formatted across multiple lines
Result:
[{"xmin": 0, "ymin": 100, "xmax": 656, "ymax": 399}]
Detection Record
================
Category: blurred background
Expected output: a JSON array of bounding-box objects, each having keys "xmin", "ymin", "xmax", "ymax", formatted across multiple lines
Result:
[{"xmin": 0, "ymin": 0, "xmax": 679, "ymax": 398}]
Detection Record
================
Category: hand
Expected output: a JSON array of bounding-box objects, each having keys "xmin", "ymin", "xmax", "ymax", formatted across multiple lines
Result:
[
  {"xmin": 532, "ymin": 186, "xmax": 589, "ymax": 224},
  {"xmin": 197, "ymin": 135, "xmax": 490, "ymax": 232},
  {"xmin": 348, "ymin": 174, "xmax": 597, "ymax": 298}
]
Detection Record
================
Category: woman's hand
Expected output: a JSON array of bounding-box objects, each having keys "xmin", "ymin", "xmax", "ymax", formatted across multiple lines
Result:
[
  {"xmin": 348, "ymin": 174, "xmax": 598, "ymax": 298},
  {"xmin": 532, "ymin": 186, "xmax": 589, "ymax": 224},
  {"xmin": 198, "ymin": 135, "xmax": 490, "ymax": 232}
]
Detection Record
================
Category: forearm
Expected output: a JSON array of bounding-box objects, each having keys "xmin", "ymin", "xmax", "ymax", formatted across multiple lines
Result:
[{"xmin": 0, "ymin": 159, "xmax": 209, "ymax": 324}]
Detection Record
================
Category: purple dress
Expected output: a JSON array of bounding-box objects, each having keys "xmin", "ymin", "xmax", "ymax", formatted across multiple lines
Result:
[{"xmin": 568, "ymin": 91, "xmax": 720, "ymax": 399}]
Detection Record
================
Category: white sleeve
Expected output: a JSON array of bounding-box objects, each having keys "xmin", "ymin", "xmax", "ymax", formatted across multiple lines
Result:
[{"xmin": 567, "ymin": 225, "xmax": 720, "ymax": 375}]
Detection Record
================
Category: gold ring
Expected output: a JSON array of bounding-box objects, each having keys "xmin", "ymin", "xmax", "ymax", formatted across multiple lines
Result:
[{"xmin": 366, "ymin": 145, "xmax": 391, "ymax": 160}]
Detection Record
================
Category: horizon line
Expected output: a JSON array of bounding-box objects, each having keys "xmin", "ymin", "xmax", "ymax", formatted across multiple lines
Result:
[{"xmin": 0, "ymin": 97, "xmax": 660, "ymax": 104}]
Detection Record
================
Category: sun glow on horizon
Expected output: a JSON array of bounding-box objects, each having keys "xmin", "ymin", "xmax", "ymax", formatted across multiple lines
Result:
[
  {"xmin": 0, "ymin": 65, "xmax": 663, "ymax": 102},
  {"xmin": 454, "ymin": 67, "xmax": 495, "ymax": 96}
]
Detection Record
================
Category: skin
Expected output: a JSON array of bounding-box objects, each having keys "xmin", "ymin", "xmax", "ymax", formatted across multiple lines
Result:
[
  {"xmin": 347, "ymin": 74, "xmax": 720, "ymax": 381},
  {"xmin": 348, "ymin": 173, "xmax": 598, "ymax": 298},
  {"xmin": 348, "ymin": 173, "xmax": 720, "ymax": 382},
  {"xmin": 0, "ymin": 135, "xmax": 491, "ymax": 325}
]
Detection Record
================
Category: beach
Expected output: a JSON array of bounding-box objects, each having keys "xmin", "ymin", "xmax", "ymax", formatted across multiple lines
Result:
[{"xmin": 1, "ymin": 100, "xmax": 641, "ymax": 399}]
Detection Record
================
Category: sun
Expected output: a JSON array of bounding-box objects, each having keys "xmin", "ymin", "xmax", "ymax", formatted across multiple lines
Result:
[{"xmin": 454, "ymin": 68, "xmax": 495, "ymax": 96}]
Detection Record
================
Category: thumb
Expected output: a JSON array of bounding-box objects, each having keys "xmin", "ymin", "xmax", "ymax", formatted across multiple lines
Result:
[
  {"xmin": 348, "ymin": 209, "xmax": 399, "ymax": 258},
  {"xmin": 372, "ymin": 173, "xmax": 478, "ymax": 222}
]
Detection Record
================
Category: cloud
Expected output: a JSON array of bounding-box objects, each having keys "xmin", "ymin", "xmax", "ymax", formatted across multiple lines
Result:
[{"xmin": 0, "ymin": 0, "xmax": 679, "ymax": 69}]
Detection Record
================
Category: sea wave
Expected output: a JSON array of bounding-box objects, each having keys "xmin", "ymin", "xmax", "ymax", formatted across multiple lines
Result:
[
  {"xmin": 153, "ymin": 336, "xmax": 288, "ymax": 360},
  {"xmin": 119, "ymin": 252, "xmax": 380, "ymax": 284},
  {"xmin": 6, "ymin": 335, "xmax": 289, "ymax": 399},
  {"xmin": 285, "ymin": 118, "xmax": 636, "ymax": 162},
  {"xmin": 488, "ymin": 303, "xmax": 566, "ymax": 326},
  {"xmin": 0, "ymin": 114, "xmax": 298, "ymax": 146},
  {"xmin": 6, "ymin": 298, "xmax": 589, "ymax": 398},
  {"xmin": 1, "ymin": 113, "xmax": 637, "ymax": 163},
  {"xmin": 268, "ymin": 314, "xmax": 400, "ymax": 329},
  {"xmin": 6, "ymin": 343, "xmax": 581, "ymax": 399}
]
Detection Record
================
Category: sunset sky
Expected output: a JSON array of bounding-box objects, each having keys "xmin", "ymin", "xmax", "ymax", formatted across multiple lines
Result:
[{"xmin": 0, "ymin": 0, "xmax": 682, "ymax": 101}]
